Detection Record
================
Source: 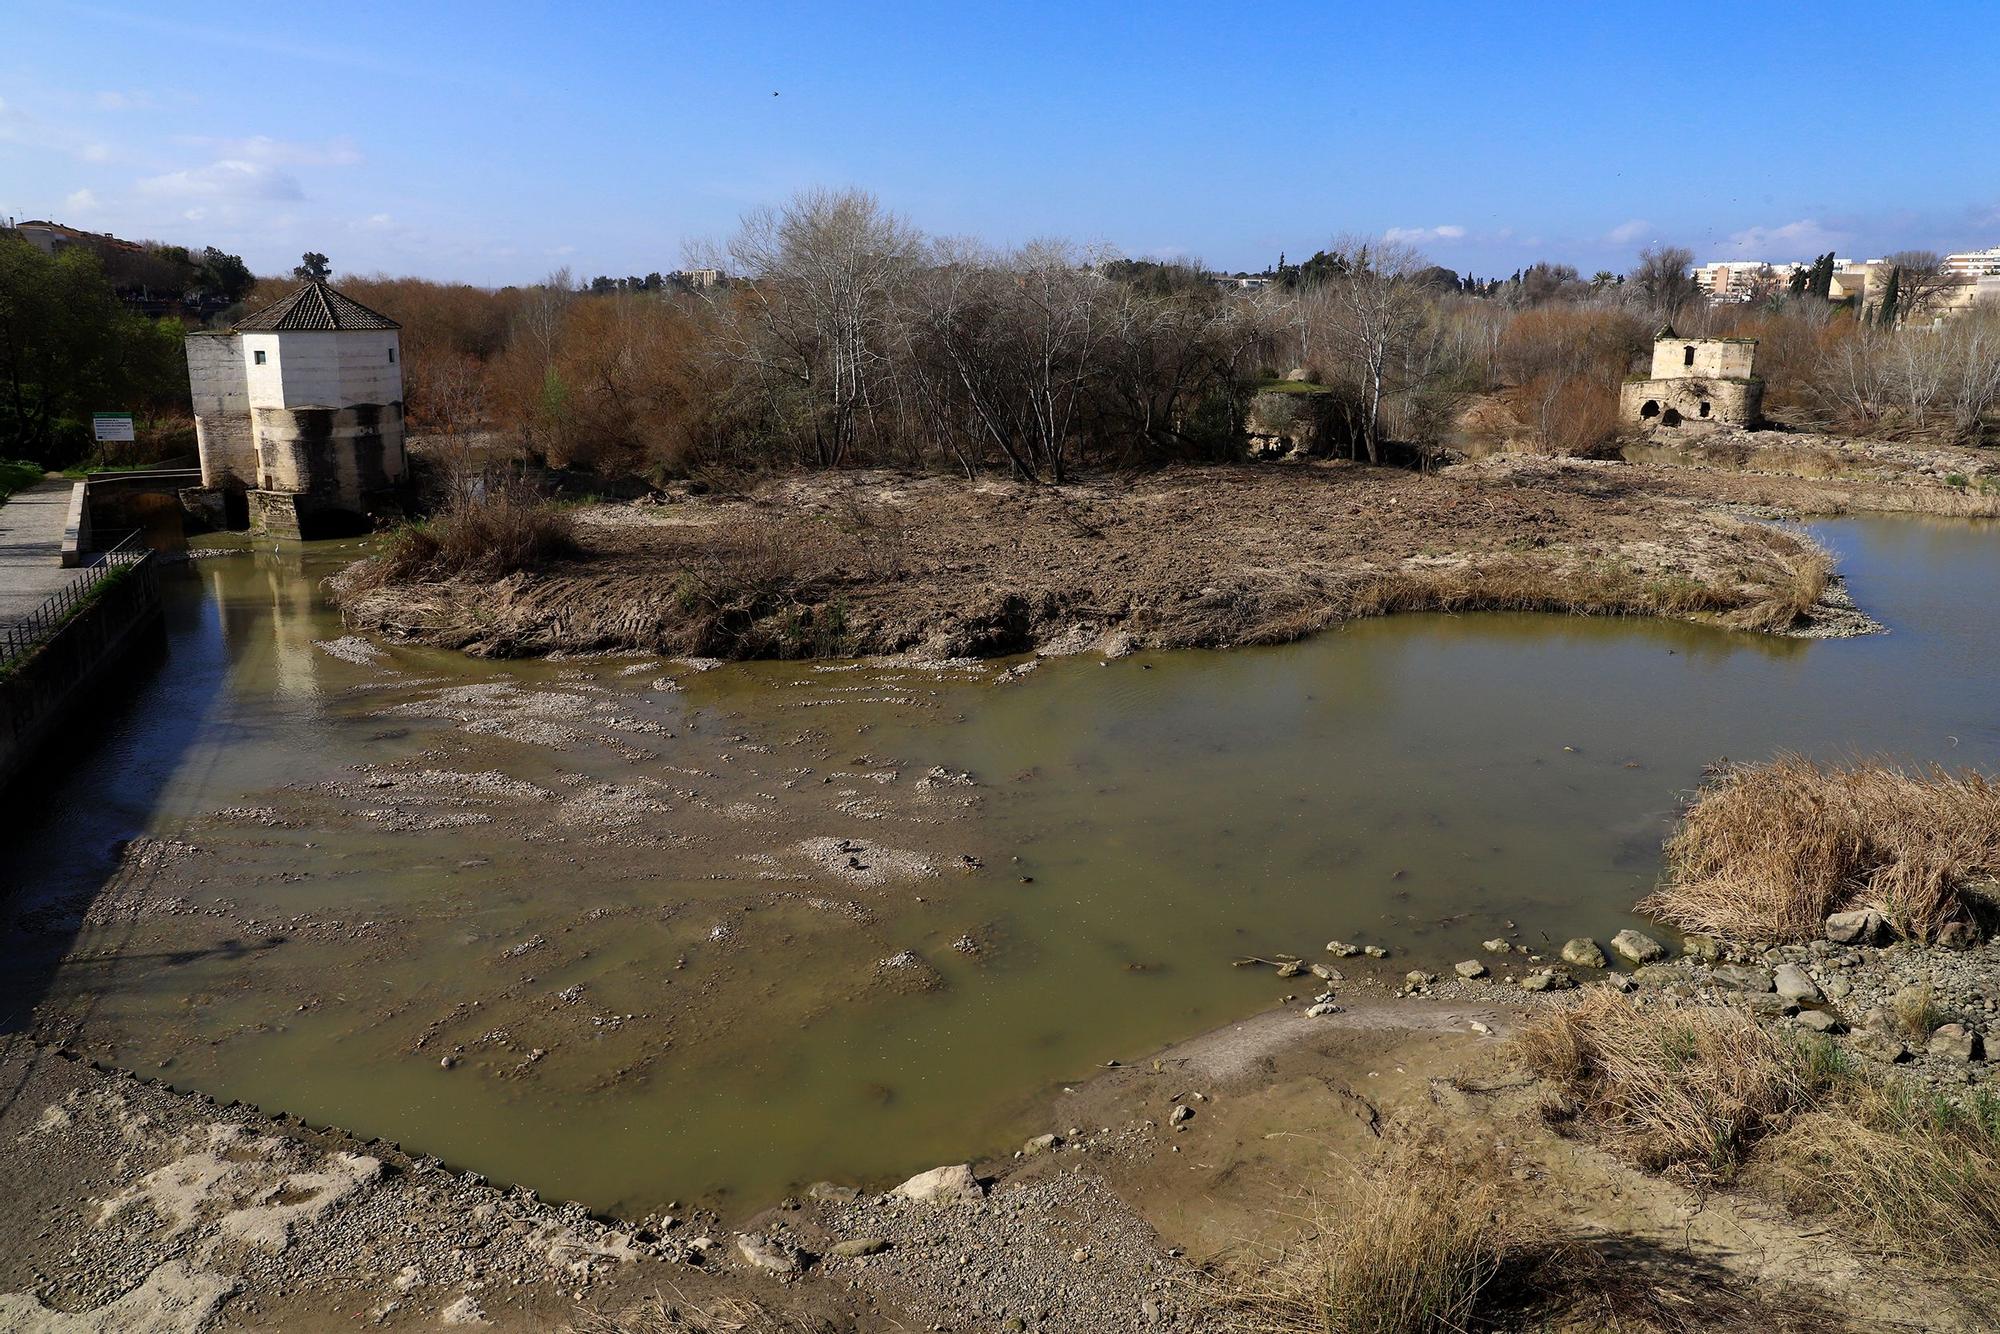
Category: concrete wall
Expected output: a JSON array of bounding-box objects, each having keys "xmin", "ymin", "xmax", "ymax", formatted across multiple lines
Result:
[
  {"xmin": 1620, "ymin": 377, "xmax": 1763, "ymax": 429},
  {"xmin": 0, "ymin": 555, "xmax": 163, "ymax": 797},
  {"xmin": 185, "ymin": 331, "xmax": 257, "ymax": 490},
  {"xmin": 243, "ymin": 330, "xmax": 402, "ymax": 409},
  {"xmin": 1648, "ymin": 339, "xmax": 1758, "ymax": 380}
]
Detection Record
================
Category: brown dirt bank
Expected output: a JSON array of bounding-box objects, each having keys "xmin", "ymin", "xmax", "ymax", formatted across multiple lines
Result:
[{"xmin": 333, "ymin": 458, "xmax": 1871, "ymax": 661}]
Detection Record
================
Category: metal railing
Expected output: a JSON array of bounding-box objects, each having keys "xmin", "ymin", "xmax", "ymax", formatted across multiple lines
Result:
[{"xmin": 0, "ymin": 531, "xmax": 152, "ymax": 670}]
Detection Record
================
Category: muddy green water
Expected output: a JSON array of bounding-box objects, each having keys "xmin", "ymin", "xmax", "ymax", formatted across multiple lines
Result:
[{"xmin": 6, "ymin": 517, "xmax": 1999, "ymax": 1216}]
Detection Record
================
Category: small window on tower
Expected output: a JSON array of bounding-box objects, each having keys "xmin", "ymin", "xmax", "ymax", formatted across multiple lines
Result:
[
  {"xmin": 253, "ymin": 349, "xmax": 267, "ymax": 365},
  {"xmin": 388, "ymin": 347, "xmax": 396, "ymax": 364}
]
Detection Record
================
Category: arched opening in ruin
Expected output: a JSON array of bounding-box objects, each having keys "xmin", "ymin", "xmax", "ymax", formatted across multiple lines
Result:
[
  {"xmin": 1662, "ymin": 407, "xmax": 1683, "ymax": 427},
  {"xmin": 1699, "ymin": 401, "xmax": 1711, "ymax": 418},
  {"xmin": 1640, "ymin": 400, "xmax": 1660, "ymax": 419},
  {"xmin": 1683, "ymin": 345, "xmax": 1696, "ymax": 367}
]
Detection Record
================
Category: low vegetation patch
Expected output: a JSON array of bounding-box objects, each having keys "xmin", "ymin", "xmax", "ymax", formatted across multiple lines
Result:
[
  {"xmin": 0, "ymin": 457, "xmax": 45, "ymax": 503},
  {"xmin": 1518, "ymin": 991, "xmax": 2000, "ymax": 1311},
  {"xmin": 1211, "ymin": 1125, "xmax": 1852, "ymax": 1333},
  {"xmin": 345, "ymin": 486, "xmax": 582, "ymax": 590},
  {"xmin": 1641, "ymin": 755, "xmax": 2000, "ymax": 943}
]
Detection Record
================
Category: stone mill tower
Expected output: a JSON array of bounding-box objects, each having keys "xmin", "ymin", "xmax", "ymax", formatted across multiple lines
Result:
[{"xmin": 185, "ymin": 280, "xmax": 407, "ymax": 537}]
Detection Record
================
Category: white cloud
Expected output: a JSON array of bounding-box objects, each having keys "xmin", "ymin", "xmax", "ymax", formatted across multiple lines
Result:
[
  {"xmin": 1385, "ymin": 224, "xmax": 1466, "ymax": 243},
  {"xmin": 175, "ymin": 134, "xmax": 361, "ymax": 167},
  {"xmin": 64, "ymin": 188, "xmax": 101, "ymax": 212},
  {"xmin": 1721, "ymin": 219, "xmax": 1846, "ymax": 261},
  {"xmin": 1605, "ymin": 219, "xmax": 1652, "ymax": 245},
  {"xmin": 138, "ymin": 159, "xmax": 304, "ymax": 202}
]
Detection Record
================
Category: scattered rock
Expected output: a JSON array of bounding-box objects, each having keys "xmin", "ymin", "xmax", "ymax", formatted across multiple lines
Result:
[
  {"xmin": 1362, "ymin": 945, "xmax": 1389, "ymax": 959},
  {"xmin": 1453, "ymin": 960, "xmax": 1487, "ymax": 979},
  {"xmin": 890, "ymin": 1164, "xmax": 984, "ymax": 1206},
  {"xmin": 1022, "ymin": 1133, "xmax": 1061, "ymax": 1156},
  {"xmin": 1773, "ymin": 963, "xmax": 1822, "ymax": 1004},
  {"xmin": 1169, "ymin": 1105, "xmax": 1194, "ymax": 1125},
  {"xmin": 1824, "ymin": 908, "xmax": 1889, "ymax": 946},
  {"xmin": 1796, "ymin": 1008, "xmax": 1844, "ymax": 1034},
  {"xmin": 1324, "ymin": 940, "xmax": 1361, "ymax": 957},
  {"xmin": 1851, "ymin": 1030, "xmax": 1911, "ymax": 1064},
  {"xmin": 1610, "ymin": 929, "xmax": 1666, "ymax": 965},
  {"xmin": 1520, "ymin": 968, "xmax": 1576, "ymax": 992},
  {"xmin": 1308, "ymin": 963, "xmax": 1342, "ymax": 982},
  {"xmin": 441, "ymin": 1294, "xmax": 489, "ymax": 1325},
  {"xmin": 1403, "ymin": 970, "xmax": 1435, "ymax": 988},
  {"xmin": 735, "ymin": 1233, "xmax": 802, "ymax": 1274},
  {"xmin": 1937, "ymin": 920, "xmax": 1982, "ymax": 950},
  {"xmin": 1482, "ymin": 938, "xmax": 1512, "ymax": 955},
  {"xmin": 828, "ymin": 1237, "xmax": 889, "ymax": 1259},
  {"xmin": 1928, "ymin": 1023, "xmax": 1983, "ymax": 1062},
  {"xmin": 1560, "ymin": 938, "xmax": 1606, "ymax": 969},
  {"xmin": 1306, "ymin": 1002, "xmax": 1338, "ymax": 1017},
  {"xmin": 1710, "ymin": 964, "xmax": 1774, "ymax": 993}
]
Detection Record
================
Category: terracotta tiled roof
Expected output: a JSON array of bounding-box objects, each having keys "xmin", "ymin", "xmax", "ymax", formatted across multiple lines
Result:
[{"xmin": 235, "ymin": 280, "xmax": 399, "ymax": 331}]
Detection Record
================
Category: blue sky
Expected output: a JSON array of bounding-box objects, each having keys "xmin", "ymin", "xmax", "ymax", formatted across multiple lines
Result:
[{"xmin": 4, "ymin": 1, "xmax": 1995, "ymax": 285}]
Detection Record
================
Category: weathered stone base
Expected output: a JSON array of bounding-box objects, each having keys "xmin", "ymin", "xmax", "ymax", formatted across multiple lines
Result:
[
  {"xmin": 248, "ymin": 490, "xmax": 306, "ymax": 540},
  {"xmin": 1620, "ymin": 377, "xmax": 1763, "ymax": 432},
  {"xmin": 178, "ymin": 486, "xmax": 248, "ymax": 534}
]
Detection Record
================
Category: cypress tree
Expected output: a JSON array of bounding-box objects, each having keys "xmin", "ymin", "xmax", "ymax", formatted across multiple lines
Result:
[{"xmin": 1876, "ymin": 266, "xmax": 1901, "ymax": 327}]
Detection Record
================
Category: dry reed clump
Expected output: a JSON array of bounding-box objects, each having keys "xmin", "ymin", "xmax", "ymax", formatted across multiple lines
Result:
[
  {"xmin": 1641, "ymin": 755, "xmax": 2000, "ymax": 943},
  {"xmin": 1208, "ymin": 1134, "xmax": 1529, "ymax": 1334},
  {"xmin": 347, "ymin": 486, "xmax": 582, "ymax": 591},
  {"xmin": 1517, "ymin": 991, "xmax": 2000, "ymax": 1315},
  {"xmin": 1513, "ymin": 988, "xmax": 1837, "ymax": 1181}
]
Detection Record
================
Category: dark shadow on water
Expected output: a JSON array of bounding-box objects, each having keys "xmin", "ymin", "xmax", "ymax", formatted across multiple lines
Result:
[{"xmin": 0, "ymin": 564, "xmax": 234, "ymax": 1121}]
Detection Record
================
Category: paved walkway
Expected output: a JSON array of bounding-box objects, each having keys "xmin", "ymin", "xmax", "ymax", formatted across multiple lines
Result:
[{"xmin": 0, "ymin": 479, "xmax": 79, "ymax": 632}]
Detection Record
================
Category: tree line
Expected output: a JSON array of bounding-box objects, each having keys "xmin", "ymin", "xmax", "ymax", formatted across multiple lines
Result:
[{"xmin": 6, "ymin": 191, "xmax": 1996, "ymax": 475}]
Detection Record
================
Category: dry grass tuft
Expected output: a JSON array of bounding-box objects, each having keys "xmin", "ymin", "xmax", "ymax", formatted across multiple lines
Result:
[
  {"xmin": 1642, "ymin": 755, "xmax": 2000, "ymax": 943},
  {"xmin": 1211, "ymin": 1122, "xmax": 1857, "ymax": 1333},
  {"xmin": 1758, "ymin": 1081, "xmax": 2000, "ymax": 1289},
  {"xmin": 1518, "ymin": 991, "xmax": 2000, "ymax": 1317},
  {"xmin": 1514, "ymin": 988, "xmax": 1837, "ymax": 1181},
  {"xmin": 1209, "ymin": 1134, "xmax": 1528, "ymax": 1334}
]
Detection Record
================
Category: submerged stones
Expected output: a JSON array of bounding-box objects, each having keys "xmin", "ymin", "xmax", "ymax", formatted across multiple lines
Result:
[
  {"xmin": 1560, "ymin": 938, "xmax": 1606, "ymax": 969},
  {"xmin": 1610, "ymin": 929, "xmax": 1666, "ymax": 965}
]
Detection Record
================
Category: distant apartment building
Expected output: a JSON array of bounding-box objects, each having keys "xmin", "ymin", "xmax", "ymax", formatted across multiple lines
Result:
[
  {"xmin": 1693, "ymin": 261, "xmax": 1802, "ymax": 303},
  {"xmin": 1944, "ymin": 246, "xmax": 2000, "ymax": 277},
  {"xmin": 675, "ymin": 267, "xmax": 723, "ymax": 289}
]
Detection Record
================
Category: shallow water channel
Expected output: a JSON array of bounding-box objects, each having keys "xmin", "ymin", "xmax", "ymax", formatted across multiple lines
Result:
[{"xmin": 6, "ymin": 516, "xmax": 1998, "ymax": 1217}]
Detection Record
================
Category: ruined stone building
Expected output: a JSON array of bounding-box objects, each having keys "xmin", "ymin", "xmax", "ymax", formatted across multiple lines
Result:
[
  {"xmin": 1619, "ymin": 326, "xmax": 1763, "ymax": 431},
  {"xmin": 184, "ymin": 280, "xmax": 406, "ymax": 537}
]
